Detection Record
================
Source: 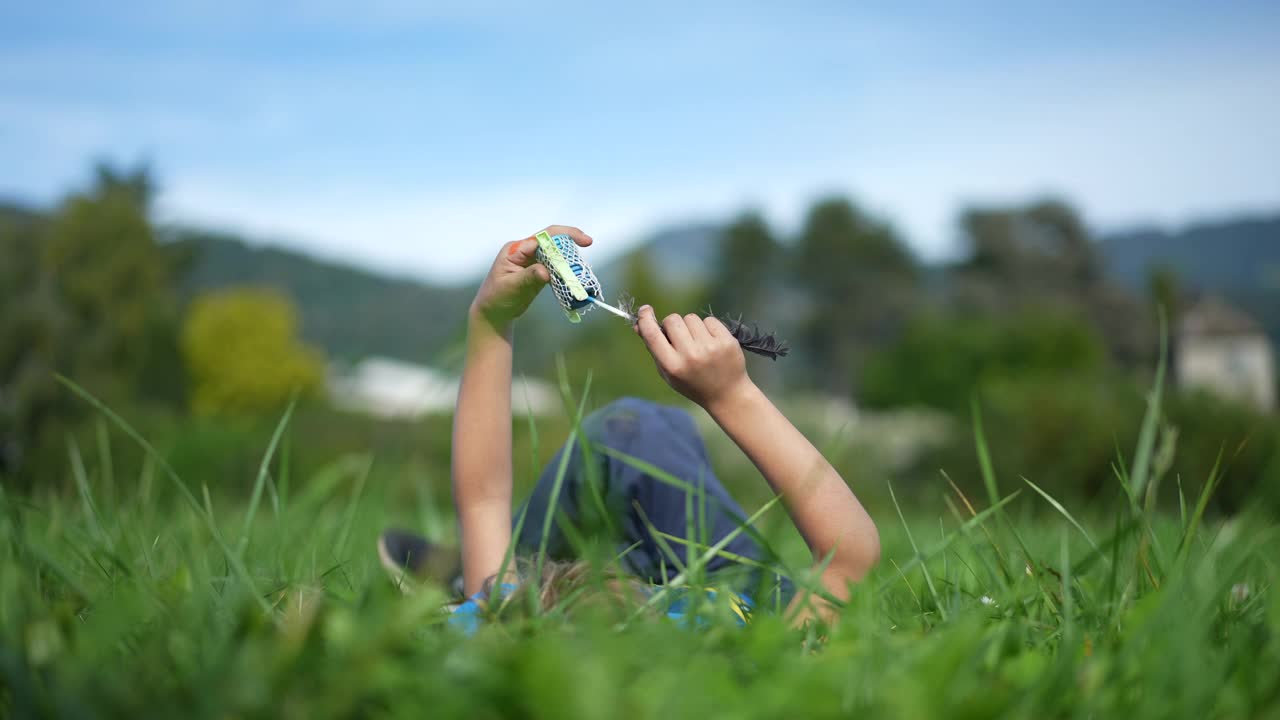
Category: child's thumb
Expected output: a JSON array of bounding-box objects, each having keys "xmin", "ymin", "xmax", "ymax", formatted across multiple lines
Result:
[{"xmin": 522, "ymin": 263, "xmax": 551, "ymax": 286}]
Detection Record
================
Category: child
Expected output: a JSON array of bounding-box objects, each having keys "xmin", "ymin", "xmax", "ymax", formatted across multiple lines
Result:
[{"xmin": 379, "ymin": 226, "xmax": 879, "ymax": 629}]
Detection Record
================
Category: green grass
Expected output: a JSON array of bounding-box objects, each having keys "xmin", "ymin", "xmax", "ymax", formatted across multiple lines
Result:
[{"xmin": 1, "ymin": 377, "xmax": 1278, "ymax": 718}]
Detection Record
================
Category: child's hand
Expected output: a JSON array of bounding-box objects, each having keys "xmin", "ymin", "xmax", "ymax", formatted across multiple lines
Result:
[
  {"xmin": 471, "ymin": 225, "xmax": 592, "ymax": 329},
  {"xmin": 634, "ymin": 304, "xmax": 752, "ymax": 410}
]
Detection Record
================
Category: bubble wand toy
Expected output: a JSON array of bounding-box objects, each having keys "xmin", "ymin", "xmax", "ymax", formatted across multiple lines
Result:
[
  {"xmin": 534, "ymin": 231, "xmax": 790, "ymax": 360},
  {"xmin": 533, "ymin": 230, "xmax": 634, "ymax": 323}
]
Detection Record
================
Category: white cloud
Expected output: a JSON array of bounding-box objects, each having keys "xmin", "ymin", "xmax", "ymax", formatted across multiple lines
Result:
[
  {"xmin": 160, "ymin": 177, "xmax": 580, "ymax": 280},
  {"xmin": 5, "ymin": 3, "xmax": 1278, "ymax": 279}
]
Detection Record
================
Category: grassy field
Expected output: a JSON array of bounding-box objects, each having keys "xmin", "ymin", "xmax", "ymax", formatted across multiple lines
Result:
[{"xmin": 1, "ymin": 379, "xmax": 1278, "ymax": 719}]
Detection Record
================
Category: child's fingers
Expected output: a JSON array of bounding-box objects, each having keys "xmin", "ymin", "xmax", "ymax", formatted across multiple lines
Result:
[
  {"xmin": 506, "ymin": 226, "xmax": 591, "ymax": 268},
  {"xmin": 636, "ymin": 306, "xmax": 680, "ymax": 369},
  {"xmin": 504, "ymin": 237, "xmax": 539, "ymax": 267},
  {"xmin": 662, "ymin": 313, "xmax": 695, "ymax": 353},
  {"xmin": 704, "ymin": 316, "xmax": 732, "ymax": 339},
  {"xmin": 684, "ymin": 314, "xmax": 712, "ymax": 344},
  {"xmin": 543, "ymin": 225, "xmax": 593, "ymax": 247}
]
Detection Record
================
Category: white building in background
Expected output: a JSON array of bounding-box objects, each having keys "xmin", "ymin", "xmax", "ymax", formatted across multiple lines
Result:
[
  {"xmin": 1177, "ymin": 296, "xmax": 1276, "ymax": 412},
  {"xmin": 329, "ymin": 356, "xmax": 560, "ymax": 419}
]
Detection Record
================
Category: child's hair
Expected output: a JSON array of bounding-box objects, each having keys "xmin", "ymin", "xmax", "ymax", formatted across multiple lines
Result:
[{"xmin": 479, "ymin": 556, "xmax": 647, "ymax": 619}]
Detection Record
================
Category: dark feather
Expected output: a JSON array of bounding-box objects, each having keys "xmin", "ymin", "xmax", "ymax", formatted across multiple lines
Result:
[
  {"xmin": 616, "ymin": 295, "xmax": 789, "ymax": 361},
  {"xmin": 719, "ymin": 315, "xmax": 790, "ymax": 361},
  {"xmin": 617, "ymin": 292, "xmax": 638, "ymax": 323}
]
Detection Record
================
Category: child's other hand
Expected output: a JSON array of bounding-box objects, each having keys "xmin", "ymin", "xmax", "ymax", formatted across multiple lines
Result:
[
  {"xmin": 634, "ymin": 304, "xmax": 752, "ymax": 410},
  {"xmin": 471, "ymin": 225, "xmax": 592, "ymax": 329}
]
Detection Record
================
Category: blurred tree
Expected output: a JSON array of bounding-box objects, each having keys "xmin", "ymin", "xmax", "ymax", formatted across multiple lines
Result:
[
  {"xmin": 924, "ymin": 373, "xmax": 1145, "ymax": 503},
  {"xmin": 708, "ymin": 212, "xmax": 779, "ymax": 321},
  {"xmin": 962, "ymin": 199, "xmax": 1099, "ymax": 291},
  {"xmin": 1, "ymin": 164, "xmax": 182, "ymax": 483},
  {"xmin": 861, "ymin": 307, "xmax": 1108, "ymax": 412},
  {"xmin": 182, "ymin": 288, "xmax": 325, "ymax": 417},
  {"xmin": 954, "ymin": 198, "xmax": 1151, "ymax": 365},
  {"xmin": 916, "ymin": 370, "xmax": 1280, "ymax": 514},
  {"xmin": 620, "ymin": 247, "xmax": 665, "ymax": 309},
  {"xmin": 1164, "ymin": 389, "xmax": 1280, "ymax": 515},
  {"xmin": 42, "ymin": 163, "xmax": 174, "ymax": 396},
  {"xmin": 792, "ymin": 197, "xmax": 917, "ymax": 395},
  {"xmin": 0, "ymin": 203, "xmax": 55, "ymax": 477}
]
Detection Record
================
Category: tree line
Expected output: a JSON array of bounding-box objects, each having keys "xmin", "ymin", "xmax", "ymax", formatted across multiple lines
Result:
[
  {"xmin": 1, "ymin": 165, "xmax": 322, "ymax": 485},
  {"xmin": 3, "ymin": 163, "xmax": 1275, "ymax": 513}
]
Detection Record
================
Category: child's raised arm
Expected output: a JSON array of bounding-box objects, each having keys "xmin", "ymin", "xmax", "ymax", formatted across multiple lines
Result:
[
  {"xmin": 633, "ymin": 305, "xmax": 880, "ymax": 622},
  {"xmin": 453, "ymin": 226, "xmax": 592, "ymax": 596}
]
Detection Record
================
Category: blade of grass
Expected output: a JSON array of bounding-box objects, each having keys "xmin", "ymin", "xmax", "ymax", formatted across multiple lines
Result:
[
  {"xmin": 611, "ymin": 540, "xmax": 644, "ymax": 567},
  {"xmin": 1129, "ymin": 309, "xmax": 1168, "ymax": 502},
  {"xmin": 629, "ymin": 494, "xmax": 785, "ymax": 623},
  {"xmin": 648, "ymin": 530, "xmax": 789, "ymax": 575},
  {"xmin": 783, "ymin": 546, "xmax": 842, "ymax": 627},
  {"xmin": 697, "ymin": 463, "xmax": 709, "ymax": 590},
  {"xmin": 942, "ymin": 469, "xmax": 1012, "ymax": 587},
  {"xmin": 289, "ymin": 455, "xmax": 363, "ymax": 514},
  {"xmin": 1021, "ymin": 476, "xmax": 1106, "ymax": 567},
  {"xmin": 599, "ymin": 446, "xmax": 786, "ymax": 569},
  {"xmin": 20, "ymin": 538, "xmax": 90, "ymax": 601},
  {"xmin": 877, "ymin": 491, "xmax": 1022, "ymax": 593},
  {"xmin": 1112, "ymin": 440, "xmax": 1138, "ymax": 511},
  {"xmin": 1175, "ymin": 446, "xmax": 1224, "ymax": 568},
  {"xmin": 494, "ymin": 503, "xmax": 530, "ymax": 608},
  {"xmin": 576, "ymin": 431, "xmax": 617, "ymax": 539},
  {"xmin": 519, "ymin": 371, "xmax": 542, "ymax": 474},
  {"xmin": 1060, "ymin": 530, "xmax": 1074, "ymax": 650},
  {"xmin": 56, "ymin": 375, "xmax": 274, "ymax": 618},
  {"xmin": 239, "ymin": 399, "xmax": 296, "ymax": 556},
  {"xmin": 279, "ymin": 429, "xmax": 292, "ymax": 510},
  {"xmin": 633, "ymin": 500, "xmax": 687, "ymax": 574},
  {"xmin": 1106, "ymin": 487, "xmax": 1126, "ymax": 620},
  {"xmin": 266, "ymin": 472, "xmax": 280, "ymax": 519},
  {"xmin": 888, "ymin": 480, "xmax": 946, "ymax": 621},
  {"xmin": 972, "ymin": 402, "xmax": 1059, "ymax": 618},
  {"xmin": 139, "ymin": 454, "xmax": 155, "ymax": 506},
  {"xmin": 332, "ymin": 455, "xmax": 373, "ymax": 561},
  {"xmin": 942, "ymin": 496, "xmax": 1007, "ymax": 592},
  {"xmin": 535, "ymin": 359, "xmax": 594, "ymax": 591},
  {"xmin": 1067, "ymin": 511, "xmax": 1141, "ymax": 577},
  {"xmin": 889, "ymin": 558, "xmax": 924, "ymax": 616},
  {"xmin": 1176, "ymin": 475, "xmax": 1187, "ymax": 530},
  {"xmin": 67, "ymin": 437, "xmax": 107, "ymax": 550},
  {"xmin": 684, "ymin": 472, "xmax": 696, "ymax": 582},
  {"xmin": 971, "ymin": 400, "xmax": 1004, "ymax": 514},
  {"xmin": 95, "ymin": 418, "xmax": 115, "ymax": 508}
]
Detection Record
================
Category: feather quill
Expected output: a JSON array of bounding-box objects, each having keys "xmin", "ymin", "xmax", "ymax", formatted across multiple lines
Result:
[
  {"xmin": 719, "ymin": 315, "xmax": 790, "ymax": 361},
  {"xmin": 617, "ymin": 294, "xmax": 790, "ymax": 361}
]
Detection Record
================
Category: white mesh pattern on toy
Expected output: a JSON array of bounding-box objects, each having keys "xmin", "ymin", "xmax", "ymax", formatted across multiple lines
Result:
[{"xmin": 538, "ymin": 234, "xmax": 602, "ymax": 314}]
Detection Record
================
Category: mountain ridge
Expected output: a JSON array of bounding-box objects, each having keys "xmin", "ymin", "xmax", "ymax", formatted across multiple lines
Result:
[
  {"xmin": 173, "ymin": 213, "xmax": 1280, "ymax": 362},
  {"xmin": 1097, "ymin": 213, "xmax": 1280, "ymax": 349},
  {"xmin": 6, "ymin": 199, "xmax": 1276, "ymax": 363}
]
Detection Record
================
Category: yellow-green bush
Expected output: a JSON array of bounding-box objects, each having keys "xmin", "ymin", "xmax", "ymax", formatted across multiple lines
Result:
[{"xmin": 181, "ymin": 288, "xmax": 324, "ymax": 417}]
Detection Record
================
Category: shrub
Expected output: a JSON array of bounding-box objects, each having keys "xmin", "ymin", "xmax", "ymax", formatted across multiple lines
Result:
[
  {"xmin": 861, "ymin": 307, "xmax": 1107, "ymax": 412},
  {"xmin": 181, "ymin": 288, "xmax": 325, "ymax": 417},
  {"xmin": 919, "ymin": 374, "xmax": 1280, "ymax": 516},
  {"xmin": 923, "ymin": 374, "xmax": 1143, "ymax": 503},
  {"xmin": 1164, "ymin": 389, "xmax": 1280, "ymax": 514}
]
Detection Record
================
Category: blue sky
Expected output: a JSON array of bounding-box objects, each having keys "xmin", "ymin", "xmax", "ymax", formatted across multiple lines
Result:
[{"xmin": 3, "ymin": 1, "xmax": 1278, "ymax": 280}]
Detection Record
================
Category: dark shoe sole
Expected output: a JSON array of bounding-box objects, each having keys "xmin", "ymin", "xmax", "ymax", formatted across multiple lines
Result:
[{"xmin": 377, "ymin": 529, "xmax": 459, "ymax": 594}]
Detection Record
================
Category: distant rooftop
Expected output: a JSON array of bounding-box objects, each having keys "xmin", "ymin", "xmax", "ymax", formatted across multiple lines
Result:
[{"xmin": 1181, "ymin": 296, "xmax": 1264, "ymax": 338}]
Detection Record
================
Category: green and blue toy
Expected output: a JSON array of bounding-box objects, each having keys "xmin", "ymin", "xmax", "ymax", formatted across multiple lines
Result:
[{"xmin": 535, "ymin": 231, "xmax": 789, "ymax": 360}]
